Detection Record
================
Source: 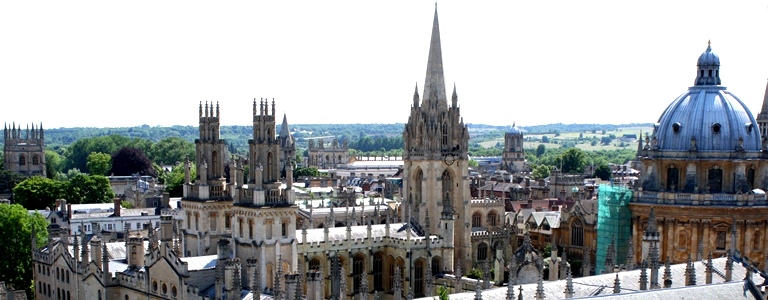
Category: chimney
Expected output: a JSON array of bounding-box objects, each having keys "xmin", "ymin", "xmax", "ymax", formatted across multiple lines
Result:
[
  {"xmin": 55, "ymin": 199, "xmax": 61, "ymax": 211},
  {"xmin": 114, "ymin": 198, "xmax": 122, "ymax": 217},
  {"xmin": 161, "ymin": 192, "xmax": 170, "ymax": 208},
  {"xmin": 67, "ymin": 204, "xmax": 72, "ymax": 220}
]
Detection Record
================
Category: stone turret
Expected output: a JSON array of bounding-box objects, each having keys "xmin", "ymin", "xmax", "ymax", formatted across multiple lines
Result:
[
  {"xmin": 564, "ymin": 267, "xmax": 574, "ymax": 298},
  {"xmin": 612, "ymin": 274, "xmax": 621, "ymax": 294}
]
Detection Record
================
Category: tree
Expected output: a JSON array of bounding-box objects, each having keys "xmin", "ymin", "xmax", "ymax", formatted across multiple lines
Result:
[
  {"xmin": 0, "ymin": 170, "xmax": 24, "ymax": 194},
  {"xmin": 63, "ymin": 174, "xmax": 114, "ymax": 204},
  {"xmin": 110, "ymin": 147, "xmax": 157, "ymax": 177},
  {"xmin": 12, "ymin": 176, "xmax": 64, "ymax": 209},
  {"xmin": 468, "ymin": 159, "xmax": 479, "ymax": 167},
  {"xmin": 558, "ymin": 148, "xmax": 586, "ymax": 174},
  {"xmin": 594, "ymin": 164, "xmax": 612, "ymax": 180},
  {"xmin": 0, "ymin": 203, "xmax": 48, "ymax": 296},
  {"xmin": 165, "ymin": 164, "xmax": 195, "ymax": 197},
  {"xmin": 437, "ymin": 285, "xmax": 450, "ymax": 300},
  {"xmin": 541, "ymin": 136, "xmax": 550, "ymax": 143},
  {"xmin": 87, "ymin": 152, "xmax": 112, "ymax": 175},
  {"xmin": 532, "ymin": 165, "xmax": 551, "ymax": 180},
  {"xmin": 45, "ymin": 150, "xmax": 64, "ymax": 179},
  {"xmin": 149, "ymin": 137, "xmax": 195, "ymax": 165},
  {"xmin": 294, "ymin": 167, "xmax": 320, "ymax": 178},
  {"xmin": 536, "ymin": 144, "xmax": 546, "ymax": 157}
]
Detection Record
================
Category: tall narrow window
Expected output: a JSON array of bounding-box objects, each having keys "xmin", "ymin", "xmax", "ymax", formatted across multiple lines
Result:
[
  {"xmin": 373, "ymin": 253, "xmax": 383, "ymax": 291},
  {"xmin": 414, "ymin": 260, "xmax": 424, "ymax": 297},
  {"xmin": 32, "ymin": 155, "xmax": 40, "ymax": 165},
  {"xmin": 571, "ymin": 219, "xmax": 584, "ymax": 247},
  {"xmin": 266, "ymin": 220, "xmax": 273, "ymax": 240},
  {"xmin": 666, "ymin": 167, "xmax": 679, "ymax": 191},
  {"xmin": 477, "ymin": 243, "xmax": 488, "ymax": 261},
  {"xmin": 19, "ymin": 155, "xmax": 26, "ymax": 166},
  {"xmin": 472, "ymin": 212, "xmax": 482, "ymax": 228},
  {"xmin": 209, "ymin": 213, "xmax": 217, "ymax": 231},
  {"xmin": 211, "ymin": 151, "xmax": 219, "ymax": 177},
  {"xmin": 708, "ymin": 168, "xmax": 723, "ymax": 193},
  {"xmin": 353, "ymin": 254, "xmax": 365, "ymax": 293}
]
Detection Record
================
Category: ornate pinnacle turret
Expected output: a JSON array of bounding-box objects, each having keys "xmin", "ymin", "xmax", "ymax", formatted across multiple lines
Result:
[
  {"xmin": 684, "ymin": 254, "xmax": 696, "ymax": 286},
  {"xmin": 639, "ymin": 260, "xmax": 648, "ymax": 290},
  {"xmin": 340, "ymin": 264, "xmax": 348, "ymax": 300},
  {"xmin": 706, "ymin": 252, "xmax": 714, "ymax": 284},
  {"xmin": 582, "ymin": 247, "xmax": 591, "ymax": 276},
  {"xmin": 564, "ymin": 267, "xmax": 574, "ymax": 298},
  {"xmin": 234, "ymin": 263, "xmax": 242, "ymax": 295},
  {"xmin": 274, "ymin": 256, "xmax": 283, "ymax": 300},
  {"xmin": 604, "ymin": 237, "xmax": 615, "ymax": 273},
  {"xmin": 425, "ymin": 257, "xmax": 434, "ymax": 297},
  {"xmin": 360, "ymin": 264, "xmax": 369, "ymax": 300},
  {"xmin": 534, "ymin": 271, "xmax": 545, "ymax": 300},
  {"xmin": 483, "ymin": 258, "xmax": 491, "ymax": 289},
  {"xmin": 454, "ymin": 263, "xmax": 462, "ymax": 293},
  {"xmin": 697, "ymin": 238, "xmax": 704, "ymax": 261},
  {"xmin": 295, "ymin": 258, "xmax": 304, "ymax": 300},
  {"xmin": 253, "ymin": 259, "xmax": 261, "ymax": 298},
  {"xmin": 662, "ymin": 256, "xmax": 672, "ymax": 288},
  {"xmin": 509, "ymin": 254, "xmax": 518, "ymax": 285},
  {"xmin": 613, "ymin": 274, "xmax": 621, "ymax": 294},
  {"xmin": 473, "ymin": 278, "xmax": 482, "ymax": 300},
  {"xmin": 507, "ymin": 266, "xmax": 516, "ymax": 300}
]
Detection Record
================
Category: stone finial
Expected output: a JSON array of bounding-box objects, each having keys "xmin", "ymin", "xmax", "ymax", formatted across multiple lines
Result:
[
  {"xmin": 275, "ymin": 256, "xmax": 283, "ymax": 300},
  {"xmin": 509, "ymin": 254, "xmax": 518, "ymax": 285},
  {"xmin": 612, "ymin": 273, "xmax": 621, "ymax": 294},
  {"xmin": 425, "ymin": 258, "xmax": 434, "ymax": 297},
  {"xmin": 706, "ymin": 252, "xmax": 714, "ymax": 284},
  {"xmin": 685, "ymin": 254, "xmax": 696, "ymax": 286},
  {"xmin": 394, "ymin": 267, "xmax": 402, "ymax": 300},
  {"xmin": 663, "ymin": 256, "xmax": 672, "ymax": 288},
  {"xmin": 625, "ymin": 238, "xmax": 635, "ymax": 270},
  {"xmin": 483, "ymin": 258, "xmax": 491, "ymax": 289},
  {"xmin": 564, "ymin": 267, "xmax": 574, "ymax": 298},
  {"xmin": 518, "ymin": 286, "xmax": 524, "ymax": 300},
  {"xmin": 507, "ymin": 269, "xmax": 516, "ymax": 300},
  {"xmin": 534, "ymin": 272, "xmax": 545, "ymax": 300},
  {"xmin": 605, "ymin": 237, "xmax": 616, "ymax": 273},
  {"xmin": 295, "ymin": 259, "xmax": 304, "ymax": 300},
  {"xmin": 360, "ymin": 264, "xmax": 369, "ymax": 300},
  {"xmin": 474, "ymin": 279, "xmax": 483, "ymax": 300},
  {"xmin": 639, "ymin": 260, "xmax": 648, "ymax": 290},
  {"xmin": 253, "ymin": 259, "xmax": 261, "ymax": 298},
  {"xmin": 455, "ymin": 263, "xmax": 463, "ymax": 293},
  {"xmin": 559, "ymin": 251, "xmax": 568, "ymax": 280}
]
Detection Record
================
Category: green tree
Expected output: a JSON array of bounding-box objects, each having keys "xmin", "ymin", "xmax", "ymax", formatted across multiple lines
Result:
[
  {"xmin": 45, "ymin": 150, "xmax": 64, "ymax": 179},
  {"xmin": 536, "ymin": 144, "xmax": 546, "ymax": 157},
  {"xmin": 149, "ymin": 137, "xmax": 195, "ymax": 165},
  {"xmin": 558, "ymin": 148, "xmax": 586, "ymax": 174},
  {"xmin": 541, "ymin": 136, "xmax": 550, "ymax": 143},
  {"xmin": 86, "ymin": 152, "xmax": 112, "ymax": 175},
  {"xmin": 532, "ymin": 164, "xmax": 551, "ymax": 180},
  {"xmin": 294, "ymin": 167, "xmax": 320, "ymax": 178},
  {"xmin": 0, "ymin": 204, "xmax": 48, "ymax": 296},
  {"xmin": 437, "ymin": 285, "xmax": 449, "ymax": 300},
  {"xmin": 63, "ymin": 174, "xmax": 114, "ymax": 204},
  {"xmin": 165, "ymin": 164, "xmax": 195, "ymax": 197},
  {"xmin": 12, "ymin": 176, "xmax": 64, "ymax": 209},
  {"xmin": 0, "ymin": 170, "xmax": 24, "ymax": 194},
  {"xmin": 468, "ymin": 159, "xmax": 479, "ymax": 167},
  {"xmin": 594, "ymin": 164, "xmax": 612, "ymax": 180}
]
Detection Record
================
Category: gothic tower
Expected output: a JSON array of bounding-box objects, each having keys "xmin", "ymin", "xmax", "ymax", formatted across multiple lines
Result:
[
  {"xmin": 249, "ymin": 98, "xmax": 281, "ymax": 187},
  {"xmin": 402, "ymin": 6, "xmax": 470, "ymax": 271},
  {"xmin": 278, "ymin": 113, "xmax": 296, "ymax": 174},
  {"xmin": 502, "ymin": 124, "xmax": 526, "ymax": 173},
  {"xmin": 756, "ymin": 79, "xmax": 768, "ymax": 139},
  {"xmin": 3, "ymin": 122, "xmax": 46, "ymax": 177},
  {"xmin": 192, "ymin": 101, "xmax": 229, "ymax": 196}
]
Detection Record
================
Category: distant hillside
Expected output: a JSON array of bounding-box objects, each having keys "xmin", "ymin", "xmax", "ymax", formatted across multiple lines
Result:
[{"xmin": 0, "ymin": 123, "xmax": 652, "ymax": 154}]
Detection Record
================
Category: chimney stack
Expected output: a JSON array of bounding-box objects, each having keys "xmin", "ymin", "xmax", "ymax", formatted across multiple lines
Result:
[{"xmin": 114, "ymin": 198, "xmax": 122, "ymax": 217}]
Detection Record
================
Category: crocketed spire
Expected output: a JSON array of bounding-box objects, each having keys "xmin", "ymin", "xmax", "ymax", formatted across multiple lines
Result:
[{"xmin": 422, "ymin": 4, "xmax": 447, "ymax": 109}]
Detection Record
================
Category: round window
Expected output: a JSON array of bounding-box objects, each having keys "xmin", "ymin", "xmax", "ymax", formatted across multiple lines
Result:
[
  {"xmin": 152, "ymin": 281, "xmax": 158, "ymax": 292},
  {"xmin": 746, "ymin": 123, "xmax": 754, "ymax": 134},
  {"xmin": 172, "ymin": 286, "xmax": 177, "ymax": 298},
  {"xmin": 672, "ymin": 122, "xmax": 682, "ymax": 134},
  {"xmin": 712, "ymin": 123, "xmax": 721, "ymax": 134}
]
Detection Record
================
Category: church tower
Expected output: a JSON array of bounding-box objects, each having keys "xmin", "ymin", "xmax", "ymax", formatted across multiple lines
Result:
[
  {"xmin": 3, "ymin": 122, "xmax": 46, "ymax": 177},
  {"xmin": 402, "ymin": 6, "xmax": 471, "ymax": 271},
  {"xmin": 502, "ymin": 124, "xmax": 526, "ymax": 173},
  {"xmin": 756, "ymin": 79, "xmax": 768, "ymax": 139},
  {"xmin": 278, "ymin": 113, "xmax": 296, "ymax": 174},
  {"xmin": 249, "ymin": 98, "xmax": 281, "ymax": 187}
]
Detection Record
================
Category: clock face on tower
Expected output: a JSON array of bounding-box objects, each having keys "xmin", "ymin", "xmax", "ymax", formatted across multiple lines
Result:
[{"xmin": 444, "ymin": 154, "xmax": 455, "ymax": 165}]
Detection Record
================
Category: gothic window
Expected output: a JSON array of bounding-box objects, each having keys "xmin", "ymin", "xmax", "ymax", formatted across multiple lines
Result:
[
  {"xmin": 266, "ymin": 220, "xmax": 273, "ymax": 240},
  {"xmin": 708, "ymin": 168, "xmax": 723, "ymax": 193},
  {"xmin": 414, "ymin": 260, "xmax": 424, "ymax": 297},
  {"xmin": 32, "ymin": 155, "xmax": 40, "ymax": 165},
  {"xmin": 748, "ymin": 168, "xmax": 756, "ymax": 190},
  {"xmin": 441, "ymin": 170, "xmax": 453, "ymax": 208},
  {"xmin": 238, "ymin": 218, "xmax": 243, "ymax": 237},
  {"xmin": 211, "ymin": 151, "xmax": 220, "ymax": 178},
  {"xmin": 224, "ymin": 213, "xmax": 231, "ymax": 229},
  {"xmin": 472, "ymin": 212, "xmax": 482, "ymax": 228},
  {"xmin": 266, "ymin": 264, "xmax": 274, "ymax": 289},
  {"xmin": 571, "ymin": 219, "xmax": 584, "ymax": 247},
  {"xmin": 209, "ymin": 213, "xmax": 217, "ymax": 231},
  {"xmin": 386, "ymin": 255, "xmax": 395, "ymax": 292},
  {"xmin": 413, "ymin": 169, "xmax": 423, "ymax": 211},
  {"xmin": 195, "ymin": 213, "xmax": 199, "ymax": 231},
  {"xmin": 249, "ymin": 219, "xmax": 254, "ymax": 239},
  {"xmin": 281, "ymin": 221, "xmax": 287, "ymax": 237},
  {"xmin": 666, "ymin": 167, "xmax": 679, "ymax": 191},
  {"xmin": 267, "ymin": 152, "xmax": 274, "ymax": 181},
  {"xmin": 477, "ymin": 242, "xmax": 488, "ymax": 261},
  {"xmin": 373, "ymin": 252, "xmax": 384, "ymax": 291},
  {"xmin": 353, "ymin": 254, "xmax": 365, "ymax": 293},
  {"xmin": 309, "ymin": 257, "xmax": 321, "ymax": 271},
  {"xmin": 441, "ymin": 123, "xmax": 448, "ymax": 149},
  {"xmin": 431, "ymin": 256, "xmax": 441, "ymax": 275},
  {"xmin": 487, "ymin": 211, "xmax": 498, "ymax": 227},
  {"xmin": 186, "ymin": 212, "xmax": 191, "ymax": 229},
  {"xmin": 19, "ymin": 154, "xmax": 26, "ymax": 166},
  {"xmin": 716, "ymin": 231, "xmax": 726, "ymax": 250}
]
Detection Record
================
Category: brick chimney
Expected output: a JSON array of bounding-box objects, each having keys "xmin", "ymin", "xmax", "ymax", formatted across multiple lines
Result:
[
  {"xmin": 67, "ymin": 204, "xmax": 72, "ymax": 220},
  {"xmin": 113, "ymin": 198, "xmax": 122, "ymax": 217}
]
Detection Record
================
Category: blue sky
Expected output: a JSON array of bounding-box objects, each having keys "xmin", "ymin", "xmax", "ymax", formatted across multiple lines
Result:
[{"xmin": 1, "ymin": 1, "xmax": 767, "ymax": 128}]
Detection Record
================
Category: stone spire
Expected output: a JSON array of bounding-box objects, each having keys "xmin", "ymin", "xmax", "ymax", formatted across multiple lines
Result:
[
  {"xmin": 425, "ymin": 257, "xmax": 434, "ymax": 297},
  {"xmin": 649, "ymin": 242, "xmax": 660, "ymax": 289},
  {"xmin": 483, "ymin": 258, "xmax": 491, "ymax": 289},
  {"xmin": 639, "ymin": 260, "xmax": 648, "ymax": 290},
  {"xmin": 685, "ymin": 254, "xmax": 696, "ymax": 286},
  {"xmin": 534, "ymin": 271, "xmax": 545, "ymax": 300},
  {"xmin": 582, "ymin": 247, "xmax": 591, "ymax": 277},
  {"xmin": 507, "ymin": 265, "xmax": 516, "ymax": 300},
  {"xmin": 705, "ymin": 252, "xmax": 714, "ymax": 284},
  {"xmin": 422, "ymin": 4, "xmax": 447, "ymax": 109},
  {"xmin": 662, "ymin": 256, "xmax": 672, "ymax": 288},
  {"xmin": 612, "ymin": 274, "xmax": 621, "ymax": 294},
  {"xmin": 564, "ymin": 267, "xmax": 574, "ymax": 298},
  {"xmin": 757, "ymin": 79, "xmax": 768, "ymax": 138},
  {"xmin": 474, "ymin": 279, "xmax": 483, "ymax": 300},
  {"xmin": 625, "ymin": 238, "xmax": 635, "ymax": 270}
]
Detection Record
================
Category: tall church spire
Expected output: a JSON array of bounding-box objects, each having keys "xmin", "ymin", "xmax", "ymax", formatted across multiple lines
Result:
[
  {"xmin": 756, "ymin": 79, "xmax": 768, "ymax": 137},
  {"xmin": 422, "ymin": 4, "xmax": 447, "ymax": 108}
]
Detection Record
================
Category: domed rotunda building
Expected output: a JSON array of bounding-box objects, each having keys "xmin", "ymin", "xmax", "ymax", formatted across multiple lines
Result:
[{"xmin": 631, "ymin": 42, "xmax": 768, "ymax": 267}]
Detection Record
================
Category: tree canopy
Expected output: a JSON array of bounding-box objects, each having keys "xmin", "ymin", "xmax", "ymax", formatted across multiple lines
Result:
[
  {"xmin": 557, "ymin": 148, "xmax": 587, "ymax": 174},
  {"xmin": 110, "ymin": 147, "xmax": 157, "ymax": 177},
  {"xmin": 12, "ymin": 174, "xmax": 114, "ymax": 209},
  {"xmin": 0, "ymin": 203, "xmax": 48, "ymax": 296},
  {"xmin": 149, "ymin": 137, "xmax": 195, "ymax": 165},
  {"xmin": 594, "ymin": 164, "xmax": 612, "ymax": 180},
  {"xmin": 86, "ymin": 152, "xmax": 112, "ymax": 175}
]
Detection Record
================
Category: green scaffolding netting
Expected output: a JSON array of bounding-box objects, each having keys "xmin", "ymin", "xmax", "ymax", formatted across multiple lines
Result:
[{"xmin": 594, "ymin": 184, "xmax": 633, "ymax": 274}]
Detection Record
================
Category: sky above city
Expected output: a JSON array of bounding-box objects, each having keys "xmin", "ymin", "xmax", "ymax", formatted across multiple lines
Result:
[{"xmin": 1, "ymin": 1, "xmax": 767, "ymax": 129}]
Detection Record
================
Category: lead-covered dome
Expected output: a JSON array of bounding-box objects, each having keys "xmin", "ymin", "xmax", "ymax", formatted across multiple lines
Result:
[{"xmin": 654, "ymin": 43, "xmax": 761, "ymax": 152}]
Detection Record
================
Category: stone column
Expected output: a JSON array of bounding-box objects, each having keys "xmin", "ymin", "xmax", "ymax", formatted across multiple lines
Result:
[
  {"xmin": 701, "ymin": 220, "xmax": 710, "ymax": 257},
  {"xmin": 690, "ymin": 220, "xmax": 699, "ymax": 260}
]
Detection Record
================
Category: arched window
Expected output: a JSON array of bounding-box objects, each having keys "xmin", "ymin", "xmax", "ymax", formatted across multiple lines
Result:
[
  {"xmin": 472, "ymin": 212, "xmax": 482, "ymax": 228},
  {"xmin": 666, "ymin": 167, "xmax": 679, "ymax": 191},
  {"xmin": 32, "ymin": 155, "xmax": 40, "ymax": 165},
  {"xmin": 413, "ymin": 169, "xmax": 424, "ymax": 211},
  {"xmin": 487, "ymin": 211, "xmax": 498, "ymax": 227},
  {"xmin": 414, "ymin": 260, "xmax": 424, "ymax": 297},
  {"xmin": 353, "ymin": 254, "xmax": 365, "ymax": 293},
  {"xmin": 309, "ymin": 257, "xmax": 321, "ymax": 271},
  {"xmin": 267, "ymin": 152, "xmax": 274, "ymax": 181},
  {"xmin": 211, "ymin": 151, "xmax": 219, "ymax": 177},
  {"xmin": 386, "ymin": 256, "xmax": 395, "ymax": 292},
  {"xmin": 708, "ymin": 168, "xmax": 723, "ymax": 193},
  {"xmin": 441, "ymin": 122, "xmax": 448, "ymax": 148},
  {"xmin": 373, "ymin": 252, "xmax": 384, "ymax": 291},
  {"xmin": 477, "ymin": 243, "xmax": 488, "ymax": 261},
  {"xmin": 266, "ymin": 264, "xmax": 274, "ymax": 289},
  {"xmin": 431, "ymin": 256, "xmax": 441, "ymax": 275},
  {"xmin": 441, "ymin": 170, "xmax": 453, "ymax": 209},
  {"xmin": 571, "ymin": 219, "xmax": 584, "ymax": 247},
  {"xmin": 19, "ymin": 155, "xmax": 26, "ymax": 166}
]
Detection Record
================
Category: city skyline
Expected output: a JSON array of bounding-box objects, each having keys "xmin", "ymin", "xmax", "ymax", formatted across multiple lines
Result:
[{"xmin": 1, "ymin": 1, "xmax": 767, "ymax": 128}]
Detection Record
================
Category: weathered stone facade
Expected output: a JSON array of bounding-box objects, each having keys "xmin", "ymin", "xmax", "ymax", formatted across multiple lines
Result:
[
  {"xmin": 3, "ymin": 122, "xmax": 45, "ymax": 177},
  {"xmin": 307, "ymin": 138, "xmax": 349, "ymax": 169}
]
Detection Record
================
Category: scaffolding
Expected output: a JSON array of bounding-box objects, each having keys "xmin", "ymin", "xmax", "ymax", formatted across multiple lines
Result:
[{"xmin": 594, "ymin": 184, "xmax": 633, "ymax": 274}]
